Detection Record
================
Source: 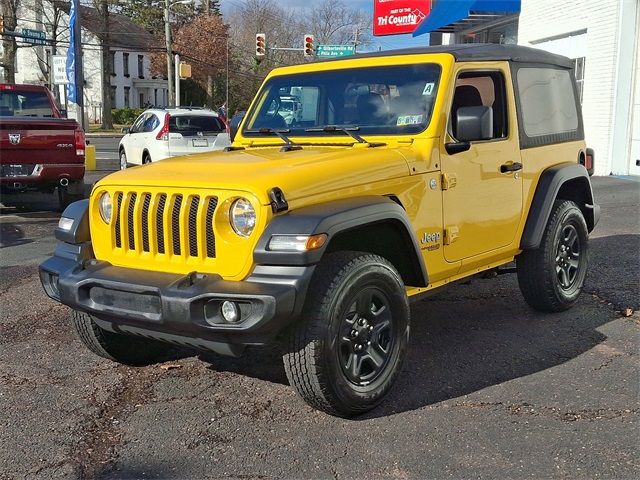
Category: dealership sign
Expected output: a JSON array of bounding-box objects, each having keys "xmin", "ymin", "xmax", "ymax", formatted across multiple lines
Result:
[{"xmin": 374, "ymin": 0, "xmax": 431, "ymax": 36}]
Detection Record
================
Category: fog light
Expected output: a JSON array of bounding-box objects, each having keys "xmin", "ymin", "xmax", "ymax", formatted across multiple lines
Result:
[{"xmin": 221, "ymin": 301, "xmax": 240, "ymax": 323}]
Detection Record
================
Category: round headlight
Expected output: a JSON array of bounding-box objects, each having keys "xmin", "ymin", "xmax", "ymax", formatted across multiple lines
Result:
[
  {"xmin": 230, "ymin": 198, "xmax": 256, "ymax": 237},
  {"xmin": 99, "ymin": 192, "xmax": 112, "ymax": 224}
]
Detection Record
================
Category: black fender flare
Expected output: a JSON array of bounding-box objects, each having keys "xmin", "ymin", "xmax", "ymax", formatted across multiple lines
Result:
[
  {"xmin": 254, "ymin": 196, "xmax": 428, "ymax": 286},
  {"xmin": 520, "ymin": 163, "xmax": 600, "ymax": 250},
  {"xmin": 55, "ymin": 199, "xmax": 91, "ymax": 244}
]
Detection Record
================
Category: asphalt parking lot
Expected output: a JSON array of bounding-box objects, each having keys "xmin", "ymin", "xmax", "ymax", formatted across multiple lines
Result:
[{"xmin": 0, "ymin": 163, "xmax": 638, "ymax": 479}]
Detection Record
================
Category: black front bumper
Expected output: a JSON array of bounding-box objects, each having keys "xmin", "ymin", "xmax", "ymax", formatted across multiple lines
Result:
[{"xmin": 40, "ymin": 243, "xmax": 314, "ymax": 356}]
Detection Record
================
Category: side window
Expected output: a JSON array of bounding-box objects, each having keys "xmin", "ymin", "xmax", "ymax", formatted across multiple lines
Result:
[
  {"xmin": 450, "ymin": 70, "xmax": 508, "ymax": 140},
  {"xmin": 517, "ymin": 67, "xmax": 579, "ymax": 138},
  {"xmin": 143, "ymin": 114, "xmax": 159, "ymax": 132},
  {"xmin": 130, "ymin": 113, "xmax": 147, "ymax": 133}
]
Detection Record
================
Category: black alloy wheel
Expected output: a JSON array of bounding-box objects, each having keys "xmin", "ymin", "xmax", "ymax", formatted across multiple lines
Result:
[{"xmin": 338, "ymin": 287, "xmax": 395, "ymax": 386}]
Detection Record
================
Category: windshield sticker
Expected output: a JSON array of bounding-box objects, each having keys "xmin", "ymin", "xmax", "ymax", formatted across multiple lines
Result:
[
  {"xmin": 397, "ymin": 115, "xmax": 423, "ymax": 126},
  {"xmin": 422, "ymin": 82, "xmax": 435, "ymax": 96}
]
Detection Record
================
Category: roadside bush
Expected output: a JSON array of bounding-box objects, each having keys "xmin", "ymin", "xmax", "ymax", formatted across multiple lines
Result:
[{"xmin": 112, "ymin": 108, "xmax": 145, "ymax": 125}]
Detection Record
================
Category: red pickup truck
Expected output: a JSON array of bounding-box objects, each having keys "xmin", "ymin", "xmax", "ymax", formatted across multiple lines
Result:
[{"xmin": 0, "ymin": 83, "xmax": 85, "ymax": 209}]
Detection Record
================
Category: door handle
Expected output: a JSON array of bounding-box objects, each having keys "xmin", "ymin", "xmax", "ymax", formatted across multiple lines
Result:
[{"xmin": 500, "ymin": 162, "xmax": 523, "ymax": 173}]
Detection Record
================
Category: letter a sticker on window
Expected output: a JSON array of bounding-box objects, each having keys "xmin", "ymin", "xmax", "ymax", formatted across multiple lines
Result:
[{"xmin": 422, "ymin": 82, "xmax": 435, "ymax": 96}]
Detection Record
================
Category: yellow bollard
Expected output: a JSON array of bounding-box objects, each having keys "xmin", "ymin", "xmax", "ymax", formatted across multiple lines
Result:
[{"xmin": 85, "ymin": 144, "xmax": 96, "ymax": 171}]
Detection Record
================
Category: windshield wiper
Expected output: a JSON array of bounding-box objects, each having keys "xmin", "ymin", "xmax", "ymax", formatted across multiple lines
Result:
[
  {"xmin": 305, "ymin": 125, "xmax": 385, "ymax": 147},
  {"xmin": 245, "ymin": 127, "xmax": 302, "ymax": 152}
]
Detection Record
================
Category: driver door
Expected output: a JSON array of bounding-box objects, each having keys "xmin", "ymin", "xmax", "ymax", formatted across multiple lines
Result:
[{"xmin": 440, "ymin": 65, "xmax": 523, "ymax": 263}]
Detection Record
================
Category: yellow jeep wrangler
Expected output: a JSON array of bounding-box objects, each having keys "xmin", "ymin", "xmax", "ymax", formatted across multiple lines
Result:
[{"xmin": 40, "ymin": 44, "xmax": 599, "ymax": 417}]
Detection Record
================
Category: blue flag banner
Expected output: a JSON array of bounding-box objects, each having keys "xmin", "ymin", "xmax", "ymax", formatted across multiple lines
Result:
[{"xmin": 66, "ymin": 0, "xmax": 77, "ymax": 103}]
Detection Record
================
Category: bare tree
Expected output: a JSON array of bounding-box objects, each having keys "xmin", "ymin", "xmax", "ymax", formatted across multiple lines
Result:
[
  {"xmin": 94, "ymin": 0, "xmax": 117, "ymax": 129},
  {"xmin": 305, "ymin": 0, "xmax": 371, "ymax": 49},
  {"xmin": 0, "ymin": 0, "xmax": 21, "ymax": 83}
]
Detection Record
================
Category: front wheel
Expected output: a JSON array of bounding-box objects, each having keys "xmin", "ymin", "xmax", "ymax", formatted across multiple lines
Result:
[
  {"xmin": 517, "ymin": 200, "xmax": 589, "ymax": 312},
  {"xmin": 71, "ymin": 310, "xmax": 170, "ymax": 366},
  {"xmin": 283, "ymin": 252, "xmax": 410, "ymax": 417}
]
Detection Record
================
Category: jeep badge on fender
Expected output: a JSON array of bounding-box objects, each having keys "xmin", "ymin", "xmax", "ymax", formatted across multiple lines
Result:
[{"xmin": 40, "ymin": 44, "xmax": 599, "ymax": 418}]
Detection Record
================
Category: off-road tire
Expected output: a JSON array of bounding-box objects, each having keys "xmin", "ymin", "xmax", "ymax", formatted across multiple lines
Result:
[
  {"xmin": 282, "ymin": 252, "xmax": 410, "ymax": 417},
  {"xmin": 71, "ymin": 310, "xmax": 169, "ymax": 366},
  {"xmin": 517, "ymin": 200, "xmax": 589, "ymax": 312}
]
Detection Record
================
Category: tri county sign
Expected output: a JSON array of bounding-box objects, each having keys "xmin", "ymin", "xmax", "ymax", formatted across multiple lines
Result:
[{"xmin": 373, "ymin": 0, "xmax": 431, "ymax": 36}]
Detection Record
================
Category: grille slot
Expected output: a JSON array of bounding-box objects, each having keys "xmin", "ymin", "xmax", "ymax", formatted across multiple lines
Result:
[
  {"xmin": 188, "ymin": 196, "xmax": 200, "ymax": 257},
  {"xmin": 171, "ymin": 195, "xmax": 183, "ymax": 256},
  {"xmin": 205, "ymin": 197, "xmax": 218, "ymax": 258},
  {"xmin": 127, "ymin": 193, "xmax": 137, "ymax": 250},
  {"xmin": 156, "ymin": 194, "xmax": 166, "ymax": 254},
  {"xmin": 114, "ymin": 192, "xmax": 123, "ymax": 248},
  {"xmin": 141, "ymin": 194, "xmax": 151, "ymax": 252}
]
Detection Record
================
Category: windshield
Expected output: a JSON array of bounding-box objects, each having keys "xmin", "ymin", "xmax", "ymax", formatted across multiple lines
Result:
[
  {"xmin": 243, "ymin": 63, "xmax": 441, "ymax": 137},
  {"xmin": 0, "ymin": 91, "xmax": 56, "ymax": 118}
]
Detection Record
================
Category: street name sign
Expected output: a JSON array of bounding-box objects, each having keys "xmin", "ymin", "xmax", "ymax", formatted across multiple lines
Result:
[
  {"xmin": 316, "ymin": 45, "xmax": 356, "ymax": 58},
  {"xmin": 22, "ymin": 28, "xmax": 47, "ymax": 45}
]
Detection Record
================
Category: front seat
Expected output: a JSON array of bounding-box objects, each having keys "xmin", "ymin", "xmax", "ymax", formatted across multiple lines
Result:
[
  {"xmin": 451, "ymin": 85, "xmax": 483, "ymax": 138},
  {"xmin": 356, "ymin": 92, "xmax": 387, "ymax": 125}
]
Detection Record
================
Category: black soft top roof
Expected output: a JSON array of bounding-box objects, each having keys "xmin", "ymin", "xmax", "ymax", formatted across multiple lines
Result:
[{"xmin": 327, "ymin": 44, "xmax": 573, "ymax": 69}]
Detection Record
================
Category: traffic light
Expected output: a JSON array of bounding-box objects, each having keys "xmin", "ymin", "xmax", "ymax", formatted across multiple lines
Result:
[
  {"xmin": 255, "ymin": 33, "xmax": 266, "ymax": 57},
  {"xmin": 304, "ymin": 35, "xmax": 315, "ymax": 57}
]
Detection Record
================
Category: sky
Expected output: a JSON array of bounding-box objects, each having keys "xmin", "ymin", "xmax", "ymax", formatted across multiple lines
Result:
[{"xmin": 219, "ymin": 0, "xmax": 431, "ymax": 52}]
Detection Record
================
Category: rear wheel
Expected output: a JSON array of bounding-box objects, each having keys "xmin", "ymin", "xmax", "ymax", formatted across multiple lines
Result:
[
  {"xmin": 517, "ymin": 200, "xmax": 589, "ymax": 312},
  {"xmin": 119, "ymin": 149, "xmax": 128, "ymax": 170},
  {"xmin": 283, "ymin": 252, "xmax": 409, "ymax": 417},
  {"xmin": 71, "ymin": 310, "xmax": 170, "ymax": 366},
  {"xmin": 142, "ymin": 152, "xmax": 151, "ymax": 165}
]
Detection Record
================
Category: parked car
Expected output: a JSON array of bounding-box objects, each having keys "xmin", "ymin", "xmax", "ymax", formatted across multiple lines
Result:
[
  {"xmin": 228, "ymin": 110, "xmax": 246, "ymax": 142},
  {"xmin": 118, "ymin": 107, "xmax": 230, "ymax": 169},
  {"xmin": 41, "ymin": 44, "xmax": 599, "ymax": 417},
  {"xmin": 0, "ymin": 83, "xmax": 85, "ymax": 209}
]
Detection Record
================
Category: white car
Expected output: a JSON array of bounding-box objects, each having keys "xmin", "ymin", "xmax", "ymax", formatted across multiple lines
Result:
[{"xmin": 118, "ymin": 107, "xmax": 231, "ymax": 169}]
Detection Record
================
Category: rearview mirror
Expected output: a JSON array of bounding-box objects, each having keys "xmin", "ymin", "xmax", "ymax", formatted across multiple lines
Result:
[{"xmin": 455, "ymin": 105, "xmax": 493, "ymax": 142}]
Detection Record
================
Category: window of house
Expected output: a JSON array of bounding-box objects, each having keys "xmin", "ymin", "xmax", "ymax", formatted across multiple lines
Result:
[
  {"xmin": 123, "ymin": 53, "xmax": 130, "ymax": 77},
  {"xmin": 109, "ymin": 51, "xmax": 116, "ymax": 75},
  {"xmin": 516, "ymin": 67, "xmax": 579, "ymax": 138},
  {"xmin": 450, "ymin": 70, "xmax": 508, "ymax": 140},
  {"xmin": 124, "ymin": 86, "xmax": 130, "ymax": 108},
  {"xmin": 139, "ymin": 92, "xmax": 144, "ymax": 108},
  {"xmin": 572, "ymin": 57, "xmax": 585, "ymax": 104},
  {"xmin": 110, "ymin": 86, "xmax": 117, "ymax": 106},
  {"xmin": 138, "ymin": 55, "xmax": 144, "ymax": 78}
]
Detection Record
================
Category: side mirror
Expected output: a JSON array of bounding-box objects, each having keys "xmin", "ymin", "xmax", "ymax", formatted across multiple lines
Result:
[
  {"xmin": 455, "ymin": 105, "xmax": 493, "ymax": 142},
  {"xmin": 59, "ymin": 109, "xmax": 68, "ymax": 118},
  {"xmin": 121, "ymin": 127, "xmax": 131, "ymax": 134}
]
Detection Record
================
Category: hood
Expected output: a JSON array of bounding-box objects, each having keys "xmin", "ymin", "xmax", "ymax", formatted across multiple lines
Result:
[{"xmin": 96, "ymin": 145, "xmax": 412, "ymax": 205}]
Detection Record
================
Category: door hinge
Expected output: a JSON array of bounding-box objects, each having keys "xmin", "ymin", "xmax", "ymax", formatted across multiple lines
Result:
[
  {"xmin": 444, "ymin": 226, "xmax": 459, "ymax": 245},
  {"xmin": 441, "ymin": 172, "xmax": 457, "ymax": 190}
]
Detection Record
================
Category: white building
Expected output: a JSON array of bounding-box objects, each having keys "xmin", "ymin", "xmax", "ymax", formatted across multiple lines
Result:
[
  {"xmin": 7, "ymin": 1, "xmax": 168, "ymax": 123},
  {"xmin": 518, "ymin": 0, "xmax": 639, "ymax": 176}
]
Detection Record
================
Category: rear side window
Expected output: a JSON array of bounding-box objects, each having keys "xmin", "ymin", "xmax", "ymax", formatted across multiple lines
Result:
[
  {"xmin": 169, "ymin": 115, "xmax": 225, "ymax": 136},
  {"xmin": 0, "ymin": 91, "xmax": 55, "ymax": 118},
  {"xmin": 515, "ymin": 67, "xmax": 582, "ymax": 147}
]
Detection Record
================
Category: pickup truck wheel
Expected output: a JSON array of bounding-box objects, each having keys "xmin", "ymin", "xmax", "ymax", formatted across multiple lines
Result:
[
  {"xmin": 517, "ymin": 200, "xmax": 589, "ymax": 312},
  {"xmin": 119, "ymin": 149, "xmax": 128, "ymax": 170},
  {"xmin": 283, "ymin": 252, "xmax": 409, "ymax": 417},
  {"xmin": 71, "ymin": 310, "xmax": 169, "ymax": 366}
]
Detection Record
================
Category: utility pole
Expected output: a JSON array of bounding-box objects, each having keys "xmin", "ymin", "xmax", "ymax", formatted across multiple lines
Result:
[
  {"xmin": 174, "ymin": 53, "xmax": 180, "ymax": 107},
  {"xmin": 165, "ymin": 0, "xmax": 174, "ymax": 106}
]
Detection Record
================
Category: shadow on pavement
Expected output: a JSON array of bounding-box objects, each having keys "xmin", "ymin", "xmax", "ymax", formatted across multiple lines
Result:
[{"xmin": 0, "ymin": 223, "xmax": 33, "ymax": 248}]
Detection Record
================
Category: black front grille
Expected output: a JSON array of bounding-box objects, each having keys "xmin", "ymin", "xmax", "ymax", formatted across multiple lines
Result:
[{"xmin": 112, "ymin": 191, "xmax": 217, "ymax": 259}]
